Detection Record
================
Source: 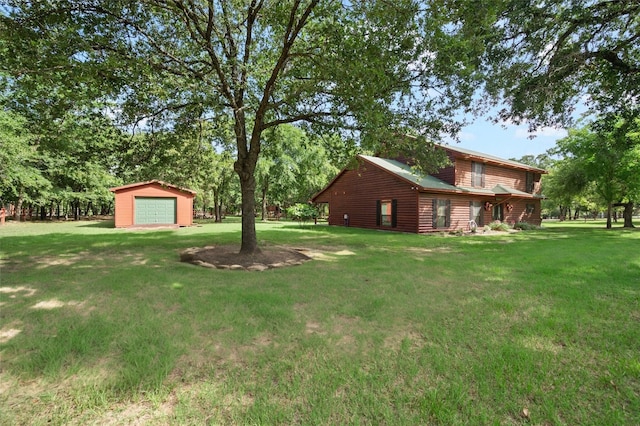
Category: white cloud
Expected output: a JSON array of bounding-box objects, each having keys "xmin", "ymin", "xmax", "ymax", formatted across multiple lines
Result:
[
  {"xmin": 514, "ymin": 126, "xmax": 567, "ymax": 139},
  {"xmin": 458, "ymin": 131, "xmax": 477, "ymax": 142}
]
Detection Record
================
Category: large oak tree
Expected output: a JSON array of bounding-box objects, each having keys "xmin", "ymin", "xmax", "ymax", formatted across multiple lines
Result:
[{"xmin": 2, "ymin": 0, "xmax": 479, "ymax": 253}]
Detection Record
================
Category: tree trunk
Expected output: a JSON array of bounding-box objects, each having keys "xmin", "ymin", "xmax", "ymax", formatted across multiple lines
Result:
[
  {"xmin": 606, "ymin": 203, "xmax": 612, "ymax": 229},
  {"xmin": 233, "ymin": 110, "xmax": 260, "ymax": 255},
  {"xmin": 238, "ymin": 172, "xmax": 259, "ymax": 253},
  {"xmin": 14, "ymin": 189, "xmax": 24, "ymax": 222},
  {"xmin": 261, "ymin": 183, "xmax": 268, "ymax": 221},
  {"xmin": 213, "ymin": 190, "xmax": 221, "ymax": 222},
  {"xmin": 99, "ymin": 202, "xmax": 110, "ymax": 215},
  {"xmin": 622, "ymin": 202, "xmax": 635, "ymax": 228}
]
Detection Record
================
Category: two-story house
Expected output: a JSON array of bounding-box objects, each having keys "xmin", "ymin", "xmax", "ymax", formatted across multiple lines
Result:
[{"xmin": 311, "ymin": 144, "xmax": 546, "ymax": 233}]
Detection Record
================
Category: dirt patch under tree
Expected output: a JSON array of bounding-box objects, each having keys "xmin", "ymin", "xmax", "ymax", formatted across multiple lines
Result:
[{"xmin": 180, "ymin": 245, "xmax": 312, "ymax": 271}]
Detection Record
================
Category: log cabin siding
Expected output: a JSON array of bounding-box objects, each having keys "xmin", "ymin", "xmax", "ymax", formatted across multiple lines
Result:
[
  {"xmin": 455, "ymin": 158, "xmax": 543, "ymax": 195},
  {"xmin": 313, "ymin": 147, "xmax": 546, "ymax": 233},
  {"xmin": 485, "ymin": 163, "xmax": 526, "ymax": 191},
  {"xmin": 430, "ymin": 151, "xmax": 456, "ymax": 185},
  {"xmin": 323, "ymin": 160, "xmax": 418, "ymax": 233},
  {"xmin": 419, "ymin": 194, "xmax": 494, "ymax": 232},
  {"xmin": 503, "ymin": 200, "xmax": 542, "ymax": 225},
  {"xmin": 454, "ymin": 159, "xmax": 523, "ymax": 190}
]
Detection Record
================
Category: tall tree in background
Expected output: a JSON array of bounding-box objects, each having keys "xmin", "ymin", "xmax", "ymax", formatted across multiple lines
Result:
[
  {"xmin": 2, "ymin": 1, "xmax": 480, "ymax": 253},
  {"xmin": 552, "ymin": 116, "xmax": 640, "ymax": 228},
  {"xmin": 542, "ymin": 155, "xmax": 590, "ymax": 220},
  {"xmin": 256, "ymin": 124, "xmax": 337, "ymax": 220},
  {"xmin": 0, "ymin": 110, "xmax": 50, "ymax": 220}
]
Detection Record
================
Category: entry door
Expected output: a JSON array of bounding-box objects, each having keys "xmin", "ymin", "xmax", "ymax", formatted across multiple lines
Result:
[
  {"xmin": 134, "ymin": 197, "xmax": 177, "ymax": 225},
  {"xmin": 470, "ymin": 201, "xmax": 483, "ymax": 226},
  {"xmin": 492, "ymin": 203, "xmax": 504, "ymax": 221}
]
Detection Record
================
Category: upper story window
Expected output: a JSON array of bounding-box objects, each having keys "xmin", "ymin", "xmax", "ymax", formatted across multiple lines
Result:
[
  {"xmin": 526, "ymin": 172, "xmax": 533, "ymax": 193},
  {"xmin": 525, "ymin": 172, "xmax": 537, "ymax": 193},
  {"xmin": 471, "ymin": 161, "xmax": 485, "ymax": 188}
]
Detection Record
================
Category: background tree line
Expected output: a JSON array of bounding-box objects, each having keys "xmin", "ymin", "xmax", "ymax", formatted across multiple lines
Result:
[
  {"xmin": 0, "ymin": 102, "xmax": 342, "ymax": 222},
  {"xmin": 4, "ymin": 94, "xmax": 637, "ymax": 229},
  {"xmin": 2, "ymin": 0, "xmax": 639, "ymax": 239},
  {"xmin": 514, "ymin": 115, "xmax": 640, "ymax": 228}
]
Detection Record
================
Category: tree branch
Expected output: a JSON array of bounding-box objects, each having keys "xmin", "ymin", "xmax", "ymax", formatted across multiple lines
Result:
[{"xmin": 253, "ymin": 0, "xmax": 320, "ymax": 141}]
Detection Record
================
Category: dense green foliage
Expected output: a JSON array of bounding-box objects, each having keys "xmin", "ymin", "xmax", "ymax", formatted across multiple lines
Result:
[
  {"xmin": 0, "ymin": 110, "xmax": 50, "ymax": 211},
  {"xmin": 473, "ymin": 0, "xmax": 640, "ymax": 128},
  {"xmin": 545, "ymin": 116, "xmax": 640, "ymax": 227},
  {"xmin": 3, "ymin": 0, "xmax": 639, "ymax": 243},
  {"xmin": 1, "ymin": 0, "xmax": 484, "ymax": 252},
  {"xmin": 1, "ymin": 220, "xmax": 638, "ymax": 424},
  {"xmin": 285, "ymin": 203, "xmax": 318, "ymax": 225}
]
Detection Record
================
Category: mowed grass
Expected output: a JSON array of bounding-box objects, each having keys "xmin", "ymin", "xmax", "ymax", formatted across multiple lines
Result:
[{"xmin": 1, "ymin": 219, "xmax": 638, "ymax": 425}]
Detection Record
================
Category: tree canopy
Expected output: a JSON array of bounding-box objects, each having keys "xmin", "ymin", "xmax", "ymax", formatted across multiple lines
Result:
[
  {"xmin": 2, "ymin": 0, "xmax": 484, "ymax": 253},
  {"xmin": 549, "ymin": 116, "xmax": 640, "ymax": 227},
  {"xmin": 4, "ymin": 1, "xmax": 639, "ymax": 241},
  {"xmin": 0, "ymin": 109, "xmax": 50, "ymax": 218},
  {"xmin": 468, "ymin": 0, "xmax": 640, "ymax": 129}
]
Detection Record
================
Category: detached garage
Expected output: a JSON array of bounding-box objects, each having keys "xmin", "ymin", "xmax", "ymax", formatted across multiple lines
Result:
[{"xmin": 110, "ymin": 180, "xmax": 196, "ymax": 228}]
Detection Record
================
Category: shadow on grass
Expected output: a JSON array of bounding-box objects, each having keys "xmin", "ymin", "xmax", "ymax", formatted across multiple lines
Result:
[
  {"xmin": 2, "ymin": 219, "xmax": 640, "ymax": 424},
  {"xmin": 1, "ymin": 229, "xmax": 243, "ymax": 260},
  {"xmin": 78, "ymin": 220, "xmax": 115, "ymax": 228}
]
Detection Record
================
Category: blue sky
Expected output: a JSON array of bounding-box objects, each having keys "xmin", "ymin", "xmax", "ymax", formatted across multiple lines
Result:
[{"xmin": 445, "ymin": 114, "xmax": 567, "ymax": 161}]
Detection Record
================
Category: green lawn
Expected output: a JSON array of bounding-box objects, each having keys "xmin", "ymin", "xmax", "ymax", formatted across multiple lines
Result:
[{"xmin": 1, "ymin": 219, "xmax": 638, "ymax": 425}]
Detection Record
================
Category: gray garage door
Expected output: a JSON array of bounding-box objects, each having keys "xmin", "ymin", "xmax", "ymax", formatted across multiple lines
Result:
[{"xmin": 134, "ymin": 197, "xmax": 177, "ymax": 225}]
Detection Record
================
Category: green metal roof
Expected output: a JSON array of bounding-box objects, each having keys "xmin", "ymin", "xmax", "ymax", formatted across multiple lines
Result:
[
  {"xmin": 438, "ymin": 144, "xmax": 547, "ymax": 173},
  {"xmin": 360, "ymin": 155, "xmax": 542, "ymax": 198},
  {"xmin": 360, "ymin": 155, "xmax": 458, "ymax": 192}
]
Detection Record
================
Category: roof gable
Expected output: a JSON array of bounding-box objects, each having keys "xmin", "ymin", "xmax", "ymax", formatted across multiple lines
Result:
[
  {"xmin": 312, "ymin": 141, "xmax": 548, "ymax": 203},
  {"xmin": 109, "ymin": 180, "xmax": 197, "ymax": 195},
  {"xmin": 437, "ymin": 144, "xmax": 547, "ymax": 174},
  {"xmin": 359, "ymin": 155, "xmax": 457, "ymax": 192}
]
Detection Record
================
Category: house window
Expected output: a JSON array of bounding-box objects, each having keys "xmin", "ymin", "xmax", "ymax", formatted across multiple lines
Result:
[
  {"xmin": 472, "ymin": 161, "xmax": 485, "ymax": 188},
  {"xmin": 492, "ymin": 203, "xmax": 504, "ymax": 221},
  {"xmin": 432, "ymin": 199, "xmax": 451, "ymax": 228},
  {"xmin": 469, "ymin": 201, "xmax": 484, "ymax": 227},
  {"xmin": 526, "ymin": 203, "xmax": 535, "ymax": 214},
  {"xmin": 526, "ymin": 172, "xmax": 535, "ymax": 193},
  {"xmin": 376, "ymin": 199, "xmax": 397, "ymax": 227}
]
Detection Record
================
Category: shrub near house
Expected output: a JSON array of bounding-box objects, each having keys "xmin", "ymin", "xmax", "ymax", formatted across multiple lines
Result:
[{"xmin": 286, "ymin": 203, "xmax": 318, "ymax": 226}]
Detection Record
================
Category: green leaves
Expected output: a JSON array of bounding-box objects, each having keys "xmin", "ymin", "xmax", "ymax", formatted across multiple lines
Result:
[
  {"xmin": 0, "ymin": 109, "xmax": 50, "ymax": 203},
  {"xmin": 285, "ymin": 202, "xmax": 318, "ymax": 225},
  {"xmin": 476, "ymin": 0, "xmax": 640, "ymax": 128},
  {"xmin": 547, "ymin": 116, "xmax": 640, "ymax": 226}
]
